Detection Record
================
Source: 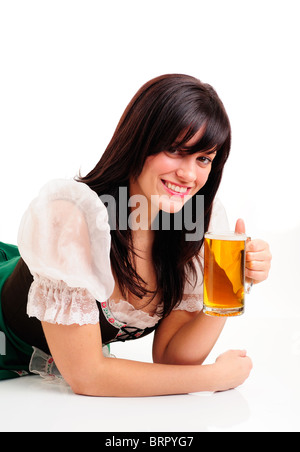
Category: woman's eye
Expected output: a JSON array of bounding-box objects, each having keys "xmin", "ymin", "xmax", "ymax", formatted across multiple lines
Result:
[
  {"xmin": 166, "ymin": 149, "xmax": 181, "ymax": 156},
  {"xmin": 197, "ymin": 156, "xmax": 212, "ymax": 166}
]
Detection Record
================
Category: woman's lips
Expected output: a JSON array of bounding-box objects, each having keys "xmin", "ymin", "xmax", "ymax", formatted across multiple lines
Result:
[{"xmin": 161, "ymin": 179, "xmax": 192, "ymax": 197}]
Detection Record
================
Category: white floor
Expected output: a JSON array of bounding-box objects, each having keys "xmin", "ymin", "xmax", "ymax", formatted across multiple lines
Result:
[
  {"xmin": 1, "ymin": 311, "xmax": 300, "ymax": 432},
  {"xmin": 1, "ymin": 225, "xmax": 299, "ymax": 432}
]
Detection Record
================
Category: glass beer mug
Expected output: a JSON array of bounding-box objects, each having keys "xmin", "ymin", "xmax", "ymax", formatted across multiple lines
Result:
[{"xmin": 203, "ymin": 232, "xmax": 252, "ymax": 317}]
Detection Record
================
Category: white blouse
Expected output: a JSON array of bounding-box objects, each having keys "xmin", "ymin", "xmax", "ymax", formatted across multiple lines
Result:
[{"xmin": 18, "ymin": 179, "xmax": 230, "ymax": 330}]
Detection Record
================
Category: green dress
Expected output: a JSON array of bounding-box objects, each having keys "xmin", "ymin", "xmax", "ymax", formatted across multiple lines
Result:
[{"xmin": 0, "ymin": 242, "xmax": 33, "ymax": 380}]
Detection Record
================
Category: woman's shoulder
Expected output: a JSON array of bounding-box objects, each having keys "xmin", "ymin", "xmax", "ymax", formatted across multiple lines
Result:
[
  {"xmin": 30, "ymin": 178, "xmax": 110, "ymax": 232},
  {"xmin": 36, "ymin": 178, "xmax": 95, "ymax": 200},
  {"xmin": 17, "ymin": 178, "xmax": 114, "ymax": 301}
]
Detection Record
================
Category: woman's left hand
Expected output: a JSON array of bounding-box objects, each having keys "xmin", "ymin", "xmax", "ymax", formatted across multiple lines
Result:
[{"xmin": 235, "ymin": 219, "xmax": 272, "ymax": 284}]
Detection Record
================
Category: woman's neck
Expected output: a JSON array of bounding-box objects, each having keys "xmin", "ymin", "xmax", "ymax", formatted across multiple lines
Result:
[{"xmin": 128, "ymin": 179, "xmax": 160, "ymax": 232}]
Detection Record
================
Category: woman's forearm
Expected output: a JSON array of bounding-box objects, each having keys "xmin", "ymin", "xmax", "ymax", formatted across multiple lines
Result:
[
  {"xmin": 42, "ymin": 321, "xmax": 235, "ymax": 398},
  {"xmin": 157, "ymin": 312, "xmax": 227, "ymax": 365},
  {"xmin": 71, "ymin": 356, "xmax": 218, "ymax": 397}
]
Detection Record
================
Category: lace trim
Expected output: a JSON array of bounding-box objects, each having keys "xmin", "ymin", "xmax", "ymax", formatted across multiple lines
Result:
[
  {"xmin": 173, "ymin": 294, "xmax": 203, "ymax": 312},
  {"xmin": 108, "ymin": 299, "xmax": 161, "ymax": 329},
  {"xmin": 29, "ymin": 347, "xmax": 64, "ymax": 381},
  {"xmin": 27, "ymin": 274, "xmax": 99, "ymax": 326},
  {"xmin": 27, "ymin": 274, "xmax": 203, "ymax": 327}
]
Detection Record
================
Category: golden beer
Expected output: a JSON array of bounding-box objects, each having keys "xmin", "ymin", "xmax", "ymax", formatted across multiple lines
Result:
[{"xmin": 203, "ymin": 232, "xmax": 247, "ymax": 317}]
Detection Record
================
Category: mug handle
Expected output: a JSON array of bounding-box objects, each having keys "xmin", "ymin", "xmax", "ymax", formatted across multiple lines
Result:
[
  {"xmin": 245, "ymin": 279, "xmax": 253, "ymax": 294},
  {"xmin": 245, "ymin": 237, "xmax": 253, "ymax": 294}
]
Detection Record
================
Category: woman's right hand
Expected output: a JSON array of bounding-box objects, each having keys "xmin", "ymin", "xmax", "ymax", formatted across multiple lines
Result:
[{"xmin": 214, "ymin": 349, "xmax": 253, "ymax": 391}]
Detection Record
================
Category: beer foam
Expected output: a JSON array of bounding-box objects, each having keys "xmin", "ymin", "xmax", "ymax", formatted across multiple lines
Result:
[{"xmin": 205, "ymin": 232, "xmax": 247, "ymax": 241}]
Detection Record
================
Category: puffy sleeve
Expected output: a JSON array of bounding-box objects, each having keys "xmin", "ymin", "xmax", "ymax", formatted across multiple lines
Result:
[
  {"xmin": 17, "ymin": 179, "xmax": 115, "ymax": 326},
  {"xmin": 173, "ymin": 197, "xmax": 230, "ymax": 313}
]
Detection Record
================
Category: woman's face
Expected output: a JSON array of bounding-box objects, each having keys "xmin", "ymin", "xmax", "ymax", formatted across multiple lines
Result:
[{"xmin": 130, "ymin": 128, "xmax": 217, "ymax": 215}]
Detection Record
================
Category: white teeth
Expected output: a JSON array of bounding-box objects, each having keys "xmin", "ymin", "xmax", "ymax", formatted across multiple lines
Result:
[{"xmin": 165, "ymin": 182, "xmax": 188, "ymax": 193}]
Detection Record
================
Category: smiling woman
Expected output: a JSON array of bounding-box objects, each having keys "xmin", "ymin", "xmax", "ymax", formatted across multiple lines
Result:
[
  {"xmin": 130, "ymin": 140, "xmax": 217, "ymax": 220},
  {"xmin": 0, "ymin": 74, "xmax": 271, "ymax": 395},
  {"xmin": 78, "ymin": 74, "xmax": 232, "ymax": 315},
  {"xmin": 132, "ymin": 130, "xmax": 218, "ymax": 211}
]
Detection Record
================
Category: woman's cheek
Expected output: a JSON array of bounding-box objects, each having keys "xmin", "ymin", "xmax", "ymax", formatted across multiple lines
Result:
[
  {"xmin": 154, "ymin": 154, "xmax": 179, "ymax": 173},
  {"xmin": 194, "ymin": 168, "xmax": 210, "ymax": 191}
]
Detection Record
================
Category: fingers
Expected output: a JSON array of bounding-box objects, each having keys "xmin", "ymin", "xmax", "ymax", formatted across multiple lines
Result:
[
  {"xmin": 245, "ymin": 239, "xmax": 272, "ymax": 283},
  {"xmin": 233, "ymin": 225, "xmax": 272, "ymax": 284},
  {"xmin": 226, "ymin": 349, "xmax": 248, "ymax": 358},
  {"xmin": 246, "ymin": 250, "xmax": 271, "ymax": 261},
  {"xmin": 245, "ymin": 268, "xmax": 269, "ymax": 283},
  {"xmin": 246, "ymin": 259, "xmax": 267, "ymax": 270},
  {"xmin": 246, "ymin": 239, "xmax": 271, "ymax": 255},
  {"xmin": 245, "ymin": 260, "xmax": 271, "ymax": 282}
]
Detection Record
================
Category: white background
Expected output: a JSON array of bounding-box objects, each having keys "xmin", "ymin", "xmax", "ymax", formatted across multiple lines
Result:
[{"xmin": 1, "ymin": 0, "xmax": 300, "ymax": 432}]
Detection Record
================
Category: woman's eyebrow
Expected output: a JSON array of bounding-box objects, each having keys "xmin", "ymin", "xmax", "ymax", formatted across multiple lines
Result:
[{"xmin": 201, "ymin": 149, "xmax": 217, "ymax": 155}]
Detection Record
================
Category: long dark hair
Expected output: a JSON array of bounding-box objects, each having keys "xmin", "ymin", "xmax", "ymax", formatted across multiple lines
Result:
[{"xmin": 76, "ymin": 74, "xmax": 231, "ymax": 317}]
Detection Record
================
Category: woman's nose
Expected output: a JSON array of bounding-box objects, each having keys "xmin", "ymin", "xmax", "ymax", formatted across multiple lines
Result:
[{"xmin": 176, "ymin": 158, "xmax": 197, "ymax": 182}]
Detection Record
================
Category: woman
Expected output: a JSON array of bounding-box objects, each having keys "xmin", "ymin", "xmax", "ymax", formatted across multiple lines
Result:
[{"xmin": 0, "ymin": 74, "xmax": 271, "ymax": 395}]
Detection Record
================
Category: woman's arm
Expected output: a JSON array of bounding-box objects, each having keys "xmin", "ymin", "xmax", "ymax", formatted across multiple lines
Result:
[
  {"xmin": 153, "ymin": 222, "xmax": 272, "ymax": 366},
  {"xmin": 42, "ymin": 321, "xmax": 252, "ymax": 397},
  {"xmin": 153, "ymin": 310, "xmax": 226, "ymax": 365}
]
